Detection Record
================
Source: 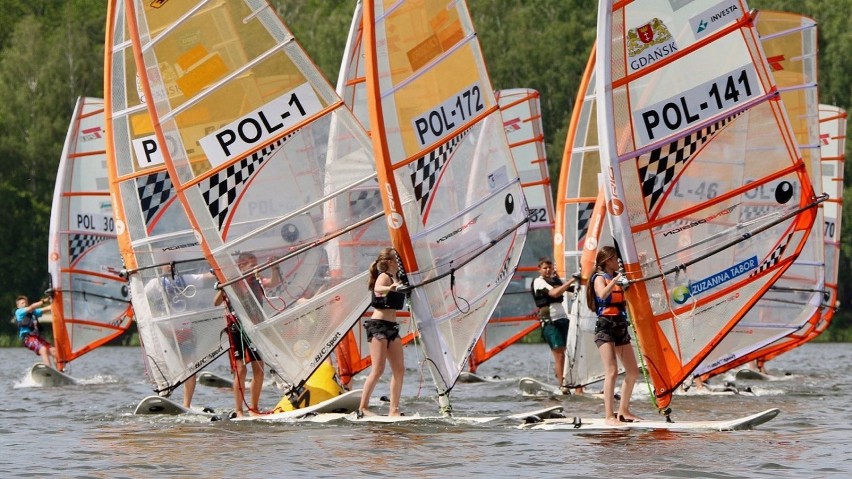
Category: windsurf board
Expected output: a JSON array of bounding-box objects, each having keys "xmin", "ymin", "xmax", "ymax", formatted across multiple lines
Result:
[
  {"xmin": 519, "ymin": 408, "xmax": 780, "ymax": 431},
  {"xmin": 133, "ymin": 395, "xmax": 215, "ymax": 416},
  {"xmin": 28, "ymin": 363, "xmax": 77, "ymax": 387}
]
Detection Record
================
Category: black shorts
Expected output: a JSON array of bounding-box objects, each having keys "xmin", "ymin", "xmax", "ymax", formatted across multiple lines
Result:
[
  {"xmin": 228, "ymin": 323, "xmax": 261, "ymax": 363},
  {"xmin": 594, "ymin": 316, "xmax": 631, "ymax": 347},
  {"xmin": 364, "ymin": 319, "xmax": 401, "ymax": 342}
]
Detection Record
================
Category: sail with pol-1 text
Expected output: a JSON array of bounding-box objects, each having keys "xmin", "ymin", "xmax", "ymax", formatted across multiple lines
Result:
[{"xmin": 122, "ymin": 0, "xmax": 387, "ymax": 400}]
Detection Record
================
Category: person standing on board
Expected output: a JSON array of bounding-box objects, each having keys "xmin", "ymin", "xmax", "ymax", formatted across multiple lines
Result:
[
  {"xmin": 358, "ymin": 248, "xmax": 406, "ymax": 417},
  {"xmin": 531, "ymin": 258, "xmax": 576, "ymax": 391},
  {"xmin": 14, "ymin": 295, "xmax": 60, "ymax": 370},
  {"xmin": 215, "ymin": 251, "xmax": 273, "ymax": 418},
  {"xmin": 145, "ymin": 269, "xmax": 218, "ymax": 411},
  {"xmin": 586, "ymin": 246, "xmax": 642, "ymax": 425}
]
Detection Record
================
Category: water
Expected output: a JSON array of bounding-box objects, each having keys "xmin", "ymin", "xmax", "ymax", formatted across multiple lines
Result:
[{"xmin": 2, "ymin": 342, "xmax": 850, "ymax": 478}]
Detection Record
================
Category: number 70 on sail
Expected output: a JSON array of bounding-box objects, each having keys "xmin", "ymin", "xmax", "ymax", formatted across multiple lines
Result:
[{"xmin": 634, "ymin": 65, "xmax": 759, "ymax": 146}]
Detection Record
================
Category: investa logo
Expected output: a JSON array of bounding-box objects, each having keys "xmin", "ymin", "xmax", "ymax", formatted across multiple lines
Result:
[{"xmin": 384, "ymin": 183, "xmax": 405, "ymax": 229}]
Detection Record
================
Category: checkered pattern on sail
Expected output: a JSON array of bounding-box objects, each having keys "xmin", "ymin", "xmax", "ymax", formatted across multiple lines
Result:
[
  {"xmin": 349, "ymin": 188, "xmax": 383, "ymax": 217},
  {"xmin": 576, "ymin": 201, "xmax": 595, "ymax": 246},
  {"xmin": 639, "ymin": 115, "xmax": 738, "ymax": 213},
  {"xmin": 409, "ymin": 130, "xmax": 469, "ymax": 215},
  {"xmin": 751, "ymin": 232, "xmax": 792, "ymax": 276},
  {"xmin": 69, "ymin": 234, "xmax": 107, "ymax": 263},
  {"xmin": 137, "ymin": 172, "xmax": 173, "ymax": 226},
  {"xmin": 200, "ymin": 137, "xmax": 287, "ymax": 230}
]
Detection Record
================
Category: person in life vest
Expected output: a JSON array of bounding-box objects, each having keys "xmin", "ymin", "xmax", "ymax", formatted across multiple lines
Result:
[
  {"xmin": 531, "ymin": 258, "xmax": 576, "ymax": 389},
  {"xmin": 585, "ymin": 246, "xmax": 642, "ymax": 425},
  {"xmin": 14, "ymin": 295, "xmax": 59, "ymax": 370}
]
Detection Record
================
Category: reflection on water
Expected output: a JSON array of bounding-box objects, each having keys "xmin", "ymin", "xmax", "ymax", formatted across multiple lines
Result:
[{"xmin": 2, "ymin": 343, "xmax": 851, "ymax": 478}]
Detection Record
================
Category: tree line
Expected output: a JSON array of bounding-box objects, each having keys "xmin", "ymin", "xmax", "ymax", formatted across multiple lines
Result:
[{"xmin": 1, "ymin": 0, "xmax": 850, "ymax": 339}]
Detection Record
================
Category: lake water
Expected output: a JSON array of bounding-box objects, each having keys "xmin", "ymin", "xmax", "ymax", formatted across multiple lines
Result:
[{"xmin": 2, "ymin": 342, "xmax": 850, "ymax": 478}]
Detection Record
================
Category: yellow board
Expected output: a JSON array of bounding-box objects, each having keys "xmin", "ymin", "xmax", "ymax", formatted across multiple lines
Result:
[{"xmin": 272, "ymin": 360, "xmax": 344, "ymax": 412}]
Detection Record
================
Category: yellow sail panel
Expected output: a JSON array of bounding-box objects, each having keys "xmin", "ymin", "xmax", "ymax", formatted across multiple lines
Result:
[
  {"xmin": 365, "ymin": 0, "xmax": 528, "ymax": 406},
  {"xmin": 48, "ymin": 97, "xmax": 134, "ymax": 369},
  {"xmin": 596, "ymin": 0, "xmax": 819, "ymax": 410}
]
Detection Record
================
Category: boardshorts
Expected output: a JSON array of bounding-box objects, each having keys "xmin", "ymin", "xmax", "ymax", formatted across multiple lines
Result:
[
  {"xmin": 22, "ymin": 333, "xmax": 51, "ymax": 355},
  {"xmin": 541, "ymin": 317, "xmax": 569, "ymax": 350}
]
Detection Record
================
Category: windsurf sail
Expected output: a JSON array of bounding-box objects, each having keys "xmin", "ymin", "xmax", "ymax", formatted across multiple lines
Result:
[
  {"xmin": 753, "ymin": 104, "xmax": 847, "ymax": 365},
  {"xmin": 47, "ymin": 97, "xmax": 134, "ymax": 371},
  {"xmin": 555, "ymin": 46, "xmax": 617, "ymax": 389},
  {"xmin": 694, "ymin": 11, "xmax": 824, "ymax": 380},
  {"xmin": 468, "ymin": 88, "xmax": 553, "ymax": 372},
  {"xmin": 596, "ymin": 0, "xmax": 821, "ymax": 411},
  {"xmin": 814, "ymin": 104, "xmax": 846, "ymax": 328},
  {"xmin": 122, "ymin": 0, "xmax": 387, "ymax": 397},
  {"xmin": 105, "ymin": 1, "xmax": 229, "ymax": 394},
  {"xmin": 331, "ymin": 1, "xmax": 417, "ymax": 388},
  {"xmin": 362, "ymin": 0, "xmax": 529, "ymax": 414}
]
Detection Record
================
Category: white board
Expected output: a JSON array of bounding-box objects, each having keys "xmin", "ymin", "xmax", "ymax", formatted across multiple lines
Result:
[
  {"xmin": 518, "ymin": 408, "xmax": 780, "ymax": 431},
  {"xmin": 305, "ymin": 405, "xmax": 565, "ymax": 425},
  {"xmin": 133, "ymin": 395, "xmax": 214, "ymax": 416},
  {"xmin": 28, "ymin": 363, "xmax": 77, "ymax": 387},
  {"xmin": 233, "ymin": 389, "xmax": 363, "ymax": 422}
]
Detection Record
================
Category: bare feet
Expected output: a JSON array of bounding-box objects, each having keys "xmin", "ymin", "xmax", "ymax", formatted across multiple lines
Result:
[
  {"xmin": 234, "ymin": 410, "xmax": 245, "ymax": 418},
  {"xmin": 248, "ymin": 409, "xmax": 263, "ymax": 417},
  {"xmin": 388, "ymin": 409, "xmax": 402, "ymax": 417},
  {"xmin": 358, "ymin": 408, "xmax": 376, "ymax": 418},
  {"xmin": 605, "ymin": 415, "xmax": 621, "ymax": 426},
  {"xmin": 618, "ymin": 412, "xmax": 642, "ymax": 422}
]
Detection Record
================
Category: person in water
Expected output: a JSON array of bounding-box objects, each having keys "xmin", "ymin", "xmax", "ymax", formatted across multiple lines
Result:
[
  {"xmin": 215, "ymin": 252, "xmax": 270, "ymax": 418},
  {"xmin": 358, "ymin": 248, "xmax": 406, "ymax": 417},
  {"xmin": 15, "ymin": 295, "xmax": 60, "ymax": 370},
  {"xmin": 531, "ymin": 258, "xmax": 576, "ymax": 390},
  {"xmin": 586, "ymin": 246, "xmax": 641, "ymax": 425}
]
